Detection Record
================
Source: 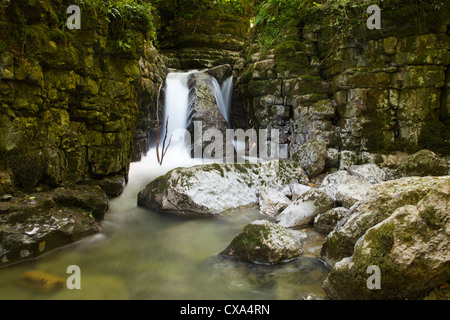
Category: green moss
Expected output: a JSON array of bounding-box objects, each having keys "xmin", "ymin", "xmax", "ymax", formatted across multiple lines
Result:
[
  {"xmin": 420, "ymin": 207, "xmax": 442, "ymax": 230},
  {"xmin": 240, "ymin": 65, "xmax": 254, "ymax": 84},
  {"xmin": 367, "ymin": 223, "xmax": 395, "ymax": 259},
  {"xmin": 210, "ymin": 163, "xmax": 225, "ymax": 177}
]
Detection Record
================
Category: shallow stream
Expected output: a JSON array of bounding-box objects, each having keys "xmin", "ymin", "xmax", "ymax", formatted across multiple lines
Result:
[{"xmin": 0, "ymin": 151, "xmax": 329, "ymax": 300}]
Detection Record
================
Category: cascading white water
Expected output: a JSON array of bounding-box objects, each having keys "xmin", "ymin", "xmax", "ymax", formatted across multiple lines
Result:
[
  {"xmin": 163, "ymin": 71, "xmax": 196, "ymax": 142},
  {"xmin": 221, "ymin": 76, "xmax": 233, "ymax": 125},
  {"xmin": 211, "ymin": 76, "xmax": 233, "ymax": 126}
]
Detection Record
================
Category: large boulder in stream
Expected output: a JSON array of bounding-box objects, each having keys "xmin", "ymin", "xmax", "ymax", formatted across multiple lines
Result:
[
  {"xmin": 221, "ymin": 220, "xmax": 306, "ymax": 265},
  {"xmin": 137, "ymin": 160, "xmax": 309, "ymax": 216},
  {"xmin": 323, "ymin": 184, "xmax": 450, "ymax": 300},
  {"xmin": 321, "ymin": 176, "xmax": 450, "ymax": 267},
  {"xmin": 0, "ymin": 185, "xmax": 109, "ymax": 267}
]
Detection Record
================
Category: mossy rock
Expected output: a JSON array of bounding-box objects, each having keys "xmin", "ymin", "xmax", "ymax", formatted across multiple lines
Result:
[
  {"xmin": 221, "ymin": 220, "xmax": 306, "ymax": 265},
  {"xmin": 395, "ymin": 150, "xmax": 448, "ymax": 178},
  {"xmin": 323, "ymin": 186, "xmax": 450, "ymax": 300},
  {"xmin": 321, "ymin": 176, "xmax": 450, "ymax": 266}
]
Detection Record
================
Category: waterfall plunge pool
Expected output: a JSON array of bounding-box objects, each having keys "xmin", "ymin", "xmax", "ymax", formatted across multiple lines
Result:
[{"xmin": 0, "ymin": 70, "xmax": 330, "ymax": 300}]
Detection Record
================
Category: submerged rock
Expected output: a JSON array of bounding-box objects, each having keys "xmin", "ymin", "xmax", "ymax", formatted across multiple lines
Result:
[
  {"xmin": 323, "ymin": 186, "xmax": 450, "ymax": 300},
  {"xmin": 277, "ymin": 189, "xmax": 334, "ymax": 228},
  {"xmin": 19, "ymin": 271, "xmax": 65, "ymax": 293},
  {"xmin": 321, "ymin": 176, "xmax": 450, "ymax": 267},
  {"xmin": 395, "ymin": 150, "xmax": 448, "ymax": 178},
  {"xmin": 221, "ymin": 220, "xmax": 306, "ymax": 264},
  {"xmin": 138, "ymin": 160, "xmax": 309, "ymax": 216}
]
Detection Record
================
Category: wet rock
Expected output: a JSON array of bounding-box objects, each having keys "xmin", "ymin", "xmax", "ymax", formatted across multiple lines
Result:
[
  {"xmin": 321, "ymin": 176, "xmax": 450, "ymax": 267},
  {"xmin": 221, "ymin": 220, "xmax": 306, "ymax": 265},
  {"xmin": 314, "ymin": 207, "xmax": 349, "ymax": 234},
  {"xmin": 0, "ymin": 185, "xmax": 108, "ymax": 267},
  {"xmin": 19, "ymin": 271, "xmax": 65, "ymax": 293},
  {"xmin": 0, "ymin": 194, "xmax": 12, "ymax": 202},
  {"xmin": 206, "ymin": 64, "xmax": 232, "ymax": 85},
  {"xmin": 53, "ymin": 185, "xmax": 109, "ymax": 221},
  {"xmin": 138, "ymin": 160, "xmax": 309, "ymax": 216},
  {"xmin": 323, "ymin": 186, "xmax": 450, "ymax": 300},
  {"xmin": 87, "ymin": 175, "xmax": 126, "ymax": 198},
  {"xmin": 259, "ymin": 186, "xmax": 292, "ymax": 219},
  {"xmin": 395, "ymin": 150, "xmax": 448, "ymax": 178},
  {"xmin": 277, "ymin": 189, "xmax": 334, "ymax": 228},
  {"xmin": 186, "ymin": 72, "xmax": 230, "ymax": 158}
]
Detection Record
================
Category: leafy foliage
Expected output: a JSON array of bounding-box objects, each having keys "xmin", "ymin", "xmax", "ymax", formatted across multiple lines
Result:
[{"xmin": 250, "ymin": 0, "xmax": 449, "ymax": 50}]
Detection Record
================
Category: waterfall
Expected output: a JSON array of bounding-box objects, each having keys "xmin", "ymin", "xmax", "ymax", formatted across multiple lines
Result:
[
  {"xmin": 211, "ymin": 76, "xmax": 233, "ymax": 126},
  {"xmin": 163, "ymin": 71, "xmax": 197, "ymax": 140},
  {"xmin": 150, "ymin": 70, "xmax": 235, "ymax": 166}
]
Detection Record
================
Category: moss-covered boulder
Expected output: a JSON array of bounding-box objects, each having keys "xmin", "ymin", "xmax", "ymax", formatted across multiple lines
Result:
[
  {"xmin": 206, "ymin": 64, "xmax": 233, "ymax": 85},
  {"xmin": 137, "ymin": 160, "xmax": 309, "ymax": 216},
  {"xmin": 321, "ymin": 176, "xmax": 450, "ymax": 267},
  {"xmin": 395, "ymin": 150, "xmax": 448, "ymax": 178},
  {"xmin": 323, "ymin": 186, "xmax": 450, "ymax": 300},
  {"xmin": 221, "ymin": 220, "xmax": 306, "ymax": 265}
]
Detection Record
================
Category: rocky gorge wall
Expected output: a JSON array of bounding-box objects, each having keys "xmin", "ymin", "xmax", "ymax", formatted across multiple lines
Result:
[
  {"xmin": 0, "ymin": 0, "xmax": 167, "ymax": 195},
  {"xmin": 235, "ymin": 2, "xmax": 450, "ymax": 168},
  {"xmin": 0, "ymin": 0, "xmax": 168, "ymax": 267},
  {"xmin": 154, "ymin": 0, "xmax": 251, "ymax": 70}
]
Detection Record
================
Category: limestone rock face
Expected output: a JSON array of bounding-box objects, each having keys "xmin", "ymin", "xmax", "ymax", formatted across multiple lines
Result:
[
  {"xmin": 321, "ymin": 176, "xmax": 450, "ymax": 267},
  {"xmin": 138, "ymin": 160, "xmax": 309, "ymax": 216},
  {"xmin": 323, "ymin": 186, "xmax": 450, "ymax": 300},
  {"xmin": 0, "ymin": 1, "xmax": 167, "ymax": 192},
  {"xmin": 277, "ymin": 189, "xmax": 335, "ymax": 228},
  {"xmin": 221, "ymin": 220, "xmax": 307, "ymax": 265}
]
